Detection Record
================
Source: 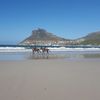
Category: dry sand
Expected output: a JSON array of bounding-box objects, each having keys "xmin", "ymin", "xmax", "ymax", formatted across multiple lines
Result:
[{"xmin": 0, "ymin": 60, "xmax": 100, "ymax": 100}]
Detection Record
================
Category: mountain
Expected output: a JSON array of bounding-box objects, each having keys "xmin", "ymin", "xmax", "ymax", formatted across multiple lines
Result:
[
  {"xmin": 20, "ymin": 28, "xmax": 69, "ymax": 46},
  {"xmin": 80, "ymin": 31, "xmax": 100, "ymax": 45},
  {"xmin": 25, "ymin": 28, "xmax": 66, "ymax": 40},
  {"xmin": 20, "ymin": 29, "xmax": 100, "ymax": 46}
]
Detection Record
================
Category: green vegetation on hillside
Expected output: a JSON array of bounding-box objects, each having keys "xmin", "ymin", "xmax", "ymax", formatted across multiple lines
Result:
[{"xmin": 80, "ymin": 32, "xmax": 100, "ymax": 45}]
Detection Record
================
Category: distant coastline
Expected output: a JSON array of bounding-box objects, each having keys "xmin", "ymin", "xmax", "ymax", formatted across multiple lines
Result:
[{"xmin": 19, "ymin": 28, "xmax": 100, "ymax": 46}]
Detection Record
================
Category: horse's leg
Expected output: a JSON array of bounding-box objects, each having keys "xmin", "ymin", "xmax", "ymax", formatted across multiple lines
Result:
[
  {"xmin": 34, "ymin": 50, "xmax": 35, "ymax": 54},
  {"xmin": 47, "ymin": 49, "xmax": 49, "ymax": 54},
  {"xmin": 46, "ymin": 49, "xmax": 48, "ymax": 53},
  {"xmin": 42, "ymin": 50, "xmax": 45, "ymax": 55},
  {"xmin": 37, "ymin": 49, "xmax": 40, "ymax": 54},
  {"xmin": 32, "ymin": 50, "xmax": 34, "ymax": 54}
]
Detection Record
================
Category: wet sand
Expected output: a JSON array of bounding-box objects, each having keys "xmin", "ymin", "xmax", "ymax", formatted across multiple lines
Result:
[{"xmin": 0, "ymin": 60, "xmax": 100, "ymax": 100}]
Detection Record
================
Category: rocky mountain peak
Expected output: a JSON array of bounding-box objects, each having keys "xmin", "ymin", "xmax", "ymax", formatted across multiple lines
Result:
[{"xmin": 31, "ymin": 28, "xmax": 52, "ymax": 38}]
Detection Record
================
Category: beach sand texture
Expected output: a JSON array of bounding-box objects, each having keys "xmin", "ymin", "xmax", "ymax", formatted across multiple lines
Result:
[{"xmin": 0, "ymin": 60, "xmax": 100, "ymax": 100}]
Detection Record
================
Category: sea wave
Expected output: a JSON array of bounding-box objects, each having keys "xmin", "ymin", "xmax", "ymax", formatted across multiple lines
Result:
[
  {"xmin": 48, "ymin": 47, "xmax": 100, "ymax": 51},
  {"xmin": 0, "ymin": 47, "xmax": 32, "ymax": 52},
  {"xmin": 0, "ymin": 46, "xmax": 100, "ymax": 52}
]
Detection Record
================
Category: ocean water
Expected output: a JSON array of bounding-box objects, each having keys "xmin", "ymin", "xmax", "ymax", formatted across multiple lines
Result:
[{"xmin": 0, "ymin": 45, "xmax": 100, "ymax": 61}]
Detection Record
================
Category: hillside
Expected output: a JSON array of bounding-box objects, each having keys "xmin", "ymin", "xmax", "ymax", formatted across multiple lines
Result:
[
  {"xmin": 80, "ymin": 31, "xmax": 100, "ymax": 45},
  {"xmin": 20, "ymin": 28, "xmax": 68, "ymax": 46},
  {"xmin": 26, "ymin": 28, "xmax": 66, "ymax": 40},
  {"xmin": 20, "ymin": 29, "xmax": 100, "ymax": 46}
]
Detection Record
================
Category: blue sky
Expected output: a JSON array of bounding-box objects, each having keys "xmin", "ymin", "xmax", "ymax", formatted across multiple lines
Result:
[{"xmin": 0, "ymin": 0, "xmax": 100, "ymax": 44}]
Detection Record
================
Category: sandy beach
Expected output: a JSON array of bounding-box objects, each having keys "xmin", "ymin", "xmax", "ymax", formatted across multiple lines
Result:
[{"xmin": 0, "ymin": 60, "xmax": 100, "ymax": 100}]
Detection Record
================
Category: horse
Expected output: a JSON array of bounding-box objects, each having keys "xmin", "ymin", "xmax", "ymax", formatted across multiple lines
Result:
[
  {"xmin": 40, "ymin": 47, "xmax": 49, "ymax": 54},
  {"xmin": 32, "ymin": 47, "xmax": 40, "ymax": 54}
]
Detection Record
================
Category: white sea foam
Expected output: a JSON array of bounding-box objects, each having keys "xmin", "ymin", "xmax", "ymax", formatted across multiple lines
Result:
[
  {"xmin": 0, "ymin": 47, "xmax": 100, "ymax": 52},
  {"xmin": 48, "ymin": 47, "xmax": 100, "ymax": 51},
  {"xmin": 0, "ymin": 47, "xmax": 32, "ymax": 52}
]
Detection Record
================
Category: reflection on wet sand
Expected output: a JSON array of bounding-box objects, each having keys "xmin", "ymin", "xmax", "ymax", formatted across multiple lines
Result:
[
  {"xmin": 0, "ymin": 51, "xmax": 100, "ymax": 61},
  {"xmin": 29, "ymin": 53, "xmax": 66, "ymax": 60},
  {"xmin": 31, "ymin": 54, "xmax": 49, "ymax": 59},
  {"xmin": 28, "ymin": 51, "xmax": 100, "ymax": 60},
  {"xmin": 83, "ymin": 53, "xmax": 100, "ymax": 58}
]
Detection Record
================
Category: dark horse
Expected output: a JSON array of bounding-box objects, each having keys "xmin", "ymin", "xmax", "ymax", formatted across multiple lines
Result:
[
  {"xmin": 32, "ymin": 47, "xmax": 40, "ymax": 54},
  {"xmin": 40, "ymin": 47, "xmax": 49, "ymax": 54}
]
